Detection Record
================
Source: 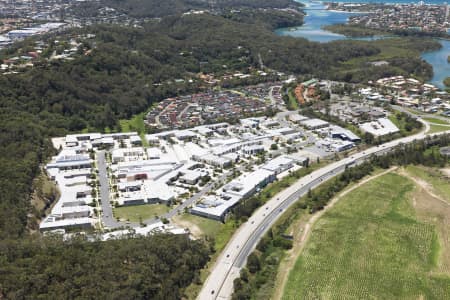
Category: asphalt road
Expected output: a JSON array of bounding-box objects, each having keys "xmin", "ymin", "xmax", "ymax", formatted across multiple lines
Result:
[
  {"xmin": 393, "ymin": 105, "xmax": 450, "ymax": 123},
  {"xmin": 198, "ymin": 121, "xmax": 448, "ymax": 300},
  {"xmin": 97, "ymin": 151, "xmax": 121, "ymax": 229}
]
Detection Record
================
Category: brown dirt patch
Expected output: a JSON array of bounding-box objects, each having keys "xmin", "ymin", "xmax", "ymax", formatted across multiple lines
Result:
[{"xmin": 172, "ymin": 216, "xmax": 202, "ymax": 239}]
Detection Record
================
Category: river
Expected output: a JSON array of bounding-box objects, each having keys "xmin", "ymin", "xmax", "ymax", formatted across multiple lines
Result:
[{"xmin": 275, "ymin": 0, "xmax": 449, "ymax": 89}]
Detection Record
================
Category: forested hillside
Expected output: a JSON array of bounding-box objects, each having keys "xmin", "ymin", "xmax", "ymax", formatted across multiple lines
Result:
[
  {"xmin": 69, "ymin": 0, "xmax": 303, "ymax": 18},
  {"xmin": 0, "ymin": 234, "xmax": 211, "ymax": 299}
]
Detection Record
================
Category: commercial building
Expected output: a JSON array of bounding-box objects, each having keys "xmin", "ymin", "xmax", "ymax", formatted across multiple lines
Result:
[
  {"xmin": 40, "ymin": 217, "xmax": 93, "ymax": 232},
  {"xmin": 300, "ymin": 118, "xmax": 330, "ymax": 130},
  {"xmin": 179, "ymin": 170, "xmax": 208, "ymax": 185},
  {"xmin": 289, "ymin": 114, "xmax": 309, "ymax": 124},
  {"xmin": 117, "ymin": 181, "xmax": 175, "ymax": 206},
  {"xmin": 261, "ymin": 156, "xmax": 295, "ymax": 174},
  {"xmin": 41, "ymin": 151, "xmax": 95, "ymax": 232},
  {"xmin": 328, "ymin": 126, "xmax": 361, "ymax": 142},
  {"xmin": 130, "ymin": 135, "xmax": 142, "ymax": 146},
  {"xmin": 46, "ymin": 149, "xmax": 92, "ymax": 170},
  {"xmin": 190, "ymin": 168, "xmax": 276, "ymax": 221},
  {"xmin": 359, "ymin": 118, "xmax": 400, "ymax": 137},
  {"xmin": 192, "ymin": 153, "xmax": 233, "ymax": 168},
  {"xmin": 112, "ymin": 147, "xmax": 145, "ymax": 163}
]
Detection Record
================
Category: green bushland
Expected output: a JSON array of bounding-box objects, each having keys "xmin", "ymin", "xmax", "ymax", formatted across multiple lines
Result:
[
  {"xmin": 282, "ymin": 173, "xmax": 450, "ymax": 299},
  {"xmin": 324, "ymin": 23, "xmax": 450, "ymax": 39},
  {"xmin": 334, "ymin": 38, "xmax": 439, "ymax": 83},
  {"xmin": 0, "ymin": 234, "xmax": 211, "ymax": 299},
  {"xmin": 388, "ymin": 111, "xmax": 423, "ymax": 135},
  {"xmin": 323, "ymin": 24, "xmax": 387, "ymax": 37},
  {"xmin": 175, "ymin": 214, "xmax": 236, "ymax": 253},
  {"xmin": 70, "ymin": 0, "xmax": 304, "ymax": 19},
  {"xmin": 223, "ymin": 8, "xmax": 304, "ymax": 30},
  {"xmin": 119, "ymin": 111, "xmax": 150, "ymax": 146},
  {"xmin": 285, "ymin": 87, "xmax": 299, "ymax": 110},
  {"xmin": 119, "ymin": 112, "xmax": 147, "ymax": 134}
]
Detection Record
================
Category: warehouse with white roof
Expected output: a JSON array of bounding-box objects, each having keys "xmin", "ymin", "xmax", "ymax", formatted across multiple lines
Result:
[{"xmin": 359, "ymin": 118, "xmax": 400, "ymax": 137}]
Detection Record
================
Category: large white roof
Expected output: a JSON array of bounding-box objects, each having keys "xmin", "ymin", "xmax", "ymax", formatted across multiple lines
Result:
[{"xmin": 359, "ymin": 118, "xmax": 399, "ymax": 137}]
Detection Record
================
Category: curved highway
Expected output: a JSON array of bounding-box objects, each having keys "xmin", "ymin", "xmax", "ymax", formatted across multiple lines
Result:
[{"xmin": 198, "ymin": 120, "xmax": 449, "ymax": 300}]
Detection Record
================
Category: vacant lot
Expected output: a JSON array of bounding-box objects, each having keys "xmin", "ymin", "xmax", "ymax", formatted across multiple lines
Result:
[
  {"xmin": 113, "ymin": 204, "xmax": 170, "ymax": 222},
  {"xmin": 428, "ymin": 123, "xmax": 450, "ymax": 134},
  {"xmin": 282, "ymin": 172, "xmax": 450, "ymax": 299},
  {"xmin": 404, "ymin": 165, "xmax": 450, "ymax": 204}
]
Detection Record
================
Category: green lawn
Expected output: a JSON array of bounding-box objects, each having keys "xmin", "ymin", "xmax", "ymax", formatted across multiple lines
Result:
[
  {"xmin": 119, "ymin": 112, "xmax": 145, "ymax": 132},
  {"xmin": 114, "ymin": 204, "xmax": 170, "ymax": 222},
  {"xmin": 423, "ymin": 117, "xmax": 450, "ymax": 125},
  {"xmin": 286, "ymin": 88, "xmax": 299, "ymax": 110},
  {"xmin": 282, "ymin": 173, "xmax": 450, "ymax": 299},
  {"xmin": 119, "ymin": 112, "xmax": 149, "ymax": 146},
  {"xmin": 428, "ymin": 123, "xmax": 450, "ymax": 134}
]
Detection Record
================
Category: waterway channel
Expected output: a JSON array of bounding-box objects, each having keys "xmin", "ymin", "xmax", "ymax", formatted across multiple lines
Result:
[{"xmin": 275, "ymin": 0, "xmax": 449, "ymax": 89}]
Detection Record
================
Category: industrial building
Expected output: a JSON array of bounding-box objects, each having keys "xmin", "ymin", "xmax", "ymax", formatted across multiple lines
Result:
[
  {"xmin": 41, "ymin": 148, "xmax": 95, "ymax": 232},
  {"xmin": 190, "ymin": 155, "xmax": 302, "ymax": 221},
  {"xmin": 359, "ymin": 118, "xmax": 400, "ymax": 137},
  {"xmin": 300, "ymin": 118, "xmax": 330, "ymax": 130}
]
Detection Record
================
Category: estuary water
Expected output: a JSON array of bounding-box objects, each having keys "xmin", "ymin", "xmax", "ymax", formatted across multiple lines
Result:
[{"xmin": 275, "ymin": 0, "xmax": 450, "ymax": 88}]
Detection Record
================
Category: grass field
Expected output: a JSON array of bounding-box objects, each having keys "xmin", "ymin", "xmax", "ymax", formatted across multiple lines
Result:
[
  {"xmin": 119, "ymin": 112, "xmax": 149, "ymax": 146},
  {"xmin": 428, "ymin": 123, "xmax": 450, "ymax": 134},
  {"xmin": 119, "ymin": 112, "xmax": 146, "ymax": 133},
  {"xmin": 113, "ymin": 204, "xmax": 170, "ymax": 222},
  {"xmin": 282, "ymin": 173, "xmax": 450, "ymax": 299},
  {"xmin": 422, "ymin": 117, "xmax": 450, "ymax": 125},
  {"xmin": 286, "ymin": 88, "xmax": 299, "ymax": 110}
]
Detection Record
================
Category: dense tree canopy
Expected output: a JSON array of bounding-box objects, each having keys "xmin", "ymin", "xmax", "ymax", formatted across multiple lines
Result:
[
  {"xmin": 0, "ymin": 234, "xmax": 210, "ymax": 299},
  {"xmin": 69, "ymin": 0, "xmax": 303, "ymax": 18}
]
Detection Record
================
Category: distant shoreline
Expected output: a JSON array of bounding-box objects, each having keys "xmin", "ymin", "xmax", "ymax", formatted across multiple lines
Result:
[
  {"xmin": 325, "ymin": 9, "xmax": 373, "ymax": 13},
  {"xmin": 297, "ymin": 0, "xmax": 448, "ymax": 6}
]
